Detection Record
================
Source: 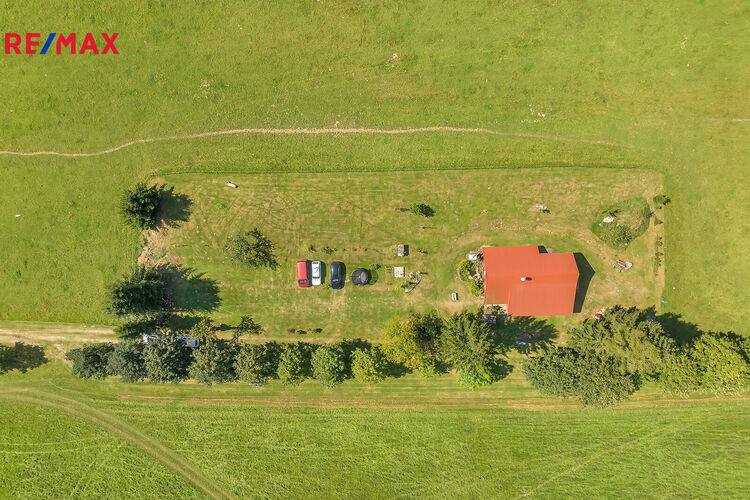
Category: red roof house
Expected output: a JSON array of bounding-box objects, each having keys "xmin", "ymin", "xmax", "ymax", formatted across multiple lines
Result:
[{"xmin": 482, "ymin": 245, "xmax": 579, "ymax": 316}]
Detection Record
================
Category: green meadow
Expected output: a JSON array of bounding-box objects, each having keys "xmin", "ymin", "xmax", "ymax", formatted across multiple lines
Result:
[{"xmin": 1, "ymin": 0, "xmax": 749, "ymax": 497}]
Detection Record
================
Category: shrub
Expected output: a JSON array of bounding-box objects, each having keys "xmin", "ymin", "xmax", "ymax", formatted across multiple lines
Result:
[
  {"xmin": 440, "ymin": 312, "xmax": 499, "ymax": 389},
  {"xmin": 457, "ymin": 260, "xmax": 475, "ymax": 281},
  {"xmin": 653, "ymin": 194, "xmax": 671, "ymax": 207},
  {"xmin": 591, "ymin": 197, "xmax": 651, "ymax": 248},
  {"xmin": 351, "ymin": 346, "xmax": 388, "ymax": 383},
  {"xmin": 311, "ymin": 344, "xmax": 347, "ymax": 388},
  {"xmin": 381, "ymin": 312, "xmax": 442, "ymax": 376},
  {"xmin": 66, "ymin": 343, "xmax": 115, "ymax": 379},
  {"xmin": 189, "ymin": 317, "xmax": 216, "ymax": 343},
  {"xmin": 224, "ymin": 228, "xmax": 279, "ymax": 269},
  {"xmin": 410, "ymin": 203, "xmax": 435, "ymax": 217},
  {"xmin": 143, "ymin": 334, "xmax": 193, "ymax": 384},
  {"xmin": 106, "ymin": 341, "xmax": 147, "ymax": 382},
  {"xmin": 121, "ymin": 182, "xmax": 161, "ymax": 229},
  {"xmin": 469, "ymin": 279, "xmax": 484, "ymax": 296},
  {"xmin": 235, "ymin": 343, "xmax": 280, "ymax": 387},
  {"xmin": 107, "ymin": 266, "xmax": 165, "ymax": 316},
  {"xmin": 189, "ymin": 342, "xmax": 238, "ymax": 385},
  {"xmin": 277, "ymin": 343, "xmax": 310, "ymax": 386}
]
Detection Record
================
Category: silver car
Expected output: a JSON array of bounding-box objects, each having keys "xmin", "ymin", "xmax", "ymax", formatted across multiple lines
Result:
[{"xmin": 311, "ymin": 260, "xmax": 322, "ymax": 286}]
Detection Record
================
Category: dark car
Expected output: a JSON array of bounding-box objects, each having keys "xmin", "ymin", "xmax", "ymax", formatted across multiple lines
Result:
[{"xmin": 330, "ymin": 261, "xmax": 344, "ymax": 289}]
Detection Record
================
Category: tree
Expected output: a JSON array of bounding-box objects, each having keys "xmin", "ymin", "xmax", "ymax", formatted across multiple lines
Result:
[
  {"xmin": 522, "ymin": 347, "xmax": 637, "ymax": 407},
  {"xmin": 106, "ymin": 341, "xmax": 147, "ymax": 383},
  {"xmin": 107, "ymin": 266, "xmax": 165, "ymax": 316},
  {"xmin": 440, "ymin": 312, "xmax": 498, "ymax": 388},
  {"xmin": 351, "ymin": 346, "xmax": 389, "ymax": 383},
  {"xmin": 567, "ymin": 306, "xmax": 674, "ymax": 377},
  {"xmin": 121, "ymin": 182, "xmax": 161, "ymax": 229},
  {"xmin": 381, "ymin": 312, "xmax": 442, "ymax": 375},
  {"xmin": 660, "ymin": 333, "xmax": 750, "ymax": 396},
  {"xmin": 189, "ymin": 317, "xmax": 216, "ymax": 344},
  {"xmin": 235, "ymin": 315, "xmax": 264, "ymax": 337},
  {"xmin": 224, "ymin": 229, "xmax": 279, "ymax": 269},
  {"xmin": 235, "ymin": 343, "xmax": 280, "ymax": 386},
  {"xmin": 311, "ymin": 344, "xmax": 346, "ymax": 388},
  {"xmin": 410, "ymin": 203, "xmax": 435, "ymax": 217},
  {"xmin": 143, "ymin": 334, "xmax": 193, "ymax": 383},
  {"xmin": 66, "ymin": 343, "xmax": 115, "ymax": 379},
  {"xmin": 277, "ymin": 343, "xmax": 310, "ymax": 386},
  {"xmin": 189, "ymin": 342, "xmax": 238, "ymax": 385}
]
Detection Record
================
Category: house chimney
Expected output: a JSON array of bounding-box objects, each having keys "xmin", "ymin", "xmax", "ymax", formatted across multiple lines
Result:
[{"xmin": 520, "ymin": 276, "xmax": 531, "ymax": 282}]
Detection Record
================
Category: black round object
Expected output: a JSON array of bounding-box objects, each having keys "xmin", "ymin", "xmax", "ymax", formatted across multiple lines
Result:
[{"xmin": 350, "ymin": 268, "xmax": 370, "ymax": 286}]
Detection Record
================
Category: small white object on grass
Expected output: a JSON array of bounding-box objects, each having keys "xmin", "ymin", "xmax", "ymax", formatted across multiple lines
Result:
[
  {"xmin": 15, "ymin": 214, "xmax": 21, "ymax": 217},
  {"xmin": 225, "ymin": 182, "xmax": 238, "ymax": 188}
]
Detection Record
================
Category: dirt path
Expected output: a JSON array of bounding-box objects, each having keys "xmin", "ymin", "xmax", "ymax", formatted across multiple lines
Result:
[
  {"xmin": 0, "ymin": 388, "xmax": 235, "ymax": 500},
  {"xmin": 0, "ymin": 126, "xmax": 626, "ymax": 158}
]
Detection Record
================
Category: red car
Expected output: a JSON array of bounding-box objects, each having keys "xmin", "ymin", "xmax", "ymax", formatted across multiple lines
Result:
[{"xmin": 297, "ymin": 260, "xmax": 310, "ymax": 287}]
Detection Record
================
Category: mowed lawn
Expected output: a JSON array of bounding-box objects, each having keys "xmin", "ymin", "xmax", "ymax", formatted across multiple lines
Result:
[
  {"xmin": 153, "ymin": 168, "xmax": 663, "ymax": 337},
  {"xmin": 1, "ymin": 364, "xmax": 749, "ymax": 499},
  {"xmin": 0, "ymin": 1, "xmax": 748, "ymax": 332}
]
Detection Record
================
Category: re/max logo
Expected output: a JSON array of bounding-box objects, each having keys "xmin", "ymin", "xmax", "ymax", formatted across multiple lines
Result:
[{"xmin": 4, "ymin": 33, "xmax": 119, "ymax": 54}]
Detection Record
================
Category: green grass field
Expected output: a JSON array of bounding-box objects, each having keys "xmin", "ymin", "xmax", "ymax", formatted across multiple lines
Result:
[
  {"xmin": 153, "ymin": 168, "xmax": 662, "ymax": 337},
  {"xmin": 2, "ymin": 363, "xmax": 750, "ymax": 498},
  {"xmin": 1, "ymin": 1, "xmax": 749, "ymax": 497}
]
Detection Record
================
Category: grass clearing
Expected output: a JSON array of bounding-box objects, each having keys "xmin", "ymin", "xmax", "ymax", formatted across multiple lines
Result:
[
  {"xmin": 151, "ymin": 167, "xmax": 662, "ymax": 338},
  {"xmin": 591, "ymin": 197, "xmax": 652, "ymax": 249}
]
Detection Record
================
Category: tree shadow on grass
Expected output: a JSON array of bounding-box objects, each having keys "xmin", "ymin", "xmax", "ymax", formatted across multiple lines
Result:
[
  {"xmin": 156, "ymin": 264, "xmax": 221, "ymax": 313},
  {"xmin": 5, "ymin": 343, "xmax": 48, "ymax": 373},
  {"xmin": 573, "ymin": 252, "xmax": 595, "ymax": 313},
  {"xmin": 491, "ymin": 358, "xmax": 514, "ymax": 381},
  {"xmin": 155, "ymin": 185, "xmax": 192, "ymax": 229},
  {"xmin": 494, "ymin": 316, "xmax": 559, "ymax": 356},
  {"xmin": 653, "ymin": 310, "xmax": 704, "ymax": 347}
]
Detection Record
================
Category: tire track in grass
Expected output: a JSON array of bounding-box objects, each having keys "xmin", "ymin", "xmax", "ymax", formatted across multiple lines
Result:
[
  {"xmin": 0, "ymin": 389, "xmax": 234, "ymax": 500},
  {"xmin": 0, "ymin": 126, "xmax": 626, "ymax": 158}
]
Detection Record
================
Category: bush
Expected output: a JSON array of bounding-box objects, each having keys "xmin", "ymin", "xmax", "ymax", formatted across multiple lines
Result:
[
  {"xmin": 381, "ymin": 312, "xmax": 442, "ymax": 376},
  {"xmin": 107, "ymin": 266, "xmax": 165, "ymax": 316},
  {"xmin": 591, "ymin": 197, "xmax": 651, "ymax": 248},
  {"xmin": 311, "ymin": 344, "xmax": 347, "ymax": 388},
  {"xmin": 653, "ymin": 194, "xmax": 671, "ymax": 207},
  {"xmin": 351, "ymin": 346, "xmax": 389, "ymax": 383},
  {"xmin": 440, "ymin": 312, "xmax": 499, "ymax": 389},
  {"xmin": 469, "ymin": 279, "xmax": 484, "ymax": 296},
  {"xmin": 66, "ymin": 343, "xmax": 115, "ymax": 379},
  {"xmin": 224, "ymin": 228, "xmax": 279, "ymax": 269},
  {"xmin": 106, "ymin": 341, "xmax": 147, "ymax": 382},
  {"xmin": 277, "ymin": 343, "xmax": 310, "ymax": 386},
  {"xmin": 121, "ymin": 182, "xmax": 161, "ymax": 229},
  {"xmin": 410, "ymin": 203, "xmax": 435, "ymax": 217},
  {"xmin": 189, "ymin": 341, "xmax": 238, "ymax": 385},
  {"xmin": 235, "ymin": 343, "xmax": 280, "ymax": 387},
  {"xmin": 0, "ymin": 344, "xmax": 12, "ymax": 374},
  {"xmin": 143, "ymin": 334, "xmax": 193, "ymax": 384},
  {"xmin": 457, "ymin": 260, "xmax": 475, "ymax": 281}
]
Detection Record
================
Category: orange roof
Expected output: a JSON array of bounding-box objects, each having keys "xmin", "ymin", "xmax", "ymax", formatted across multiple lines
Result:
[{"xmin": 482, "ymin": 245, "xmax": 579, "ymax": 316}]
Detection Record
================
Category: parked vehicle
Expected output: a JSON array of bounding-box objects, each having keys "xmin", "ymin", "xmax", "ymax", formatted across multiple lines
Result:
[
  {"xmin": 297, "ymin": 260, "xmax": 310, "ymax": 288},
  {"xmin": 330, "ymin": 261, "xmax": 344, "ymax": 289},
  {"xmin": 311, "ymin": 260, "xmax": 322, "ymax": 286}
]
